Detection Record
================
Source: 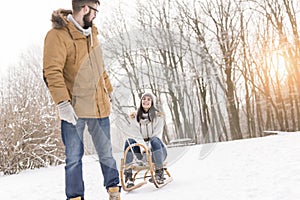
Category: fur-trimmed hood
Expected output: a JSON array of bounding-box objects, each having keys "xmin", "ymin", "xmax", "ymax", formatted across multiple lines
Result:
[{"xmin": 51, "ymin": 9, "xmax": 72, "ymax": 29}]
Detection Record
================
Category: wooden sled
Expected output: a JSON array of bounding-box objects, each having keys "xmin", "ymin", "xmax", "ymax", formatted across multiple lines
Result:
[{"xmin": 120, "ymin": 143, "xmax": 173, "ymax": 192}]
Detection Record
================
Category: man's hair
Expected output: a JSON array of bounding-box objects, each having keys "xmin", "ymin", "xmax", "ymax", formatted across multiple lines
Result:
[{"xmin": 72, "ymin": 0, "xmax": 100, "ymax": 13}]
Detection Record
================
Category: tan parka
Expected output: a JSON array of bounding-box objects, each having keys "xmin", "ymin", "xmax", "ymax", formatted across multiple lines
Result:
[{"xmin": 43, "ymin": 9, "xmax": 112, "ymax": 118}]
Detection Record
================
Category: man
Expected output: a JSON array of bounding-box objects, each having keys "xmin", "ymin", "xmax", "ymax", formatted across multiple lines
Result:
[{"xmin": 43, "ymin": 1, "xmax": 121, "ymax": 199}]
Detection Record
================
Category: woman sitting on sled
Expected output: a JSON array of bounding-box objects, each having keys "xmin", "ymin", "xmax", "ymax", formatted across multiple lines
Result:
[{"xmin": 123, "ymin": 92, "xmax": 167, "ymax": 188}]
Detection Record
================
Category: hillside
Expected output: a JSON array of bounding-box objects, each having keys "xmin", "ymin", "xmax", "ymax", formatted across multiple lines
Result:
[{"xmin": 1, "ymin": 132, "xmax": 300, "ymax": 200}]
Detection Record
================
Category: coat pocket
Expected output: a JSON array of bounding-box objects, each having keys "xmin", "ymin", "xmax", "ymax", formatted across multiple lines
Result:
[{"xmin": 72, "ymin": 89, "xmax": 97, "ymax": 117}]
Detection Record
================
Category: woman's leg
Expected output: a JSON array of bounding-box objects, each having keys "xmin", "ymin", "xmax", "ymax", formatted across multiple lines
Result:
[
  {"xmin": 124, "ymin": 138, "xmax": 142, "ymax": 164},
  {"xmin": 150, "ymin": 137, "xmax": 167, "ymax": 169}
]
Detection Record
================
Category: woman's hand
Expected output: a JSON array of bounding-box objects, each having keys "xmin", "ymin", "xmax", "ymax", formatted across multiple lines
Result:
[{"xmin": 129, "ymin": 112, "xmax": 136, "ymax": 119}]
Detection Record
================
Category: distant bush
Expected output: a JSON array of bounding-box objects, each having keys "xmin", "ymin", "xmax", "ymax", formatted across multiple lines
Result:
[{"xmin": 0, "ymin": 49, "xmax": 64, "ymax": 175}]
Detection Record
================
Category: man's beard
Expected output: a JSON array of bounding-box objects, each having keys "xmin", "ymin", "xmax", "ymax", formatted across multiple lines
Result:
[{"xmin": 83, "ymin": 12, "xmax": 93, "ymax": 29}]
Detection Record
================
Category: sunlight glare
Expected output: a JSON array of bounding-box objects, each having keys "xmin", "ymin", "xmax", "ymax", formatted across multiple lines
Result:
[{"xmin": 268, "ymin": 52, "xmax": 288, "ymax": 79}]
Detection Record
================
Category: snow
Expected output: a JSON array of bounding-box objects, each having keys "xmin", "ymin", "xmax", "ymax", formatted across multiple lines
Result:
[{"xmin": 1, "ymin": 132, "xmax": 300, "ymax": 200}]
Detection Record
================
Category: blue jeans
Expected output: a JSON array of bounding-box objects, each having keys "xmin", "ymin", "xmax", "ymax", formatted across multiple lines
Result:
[
  {"xmin": 124, "ymin": 137, "xmax": 167, "ymax": 169},
  {"xmin": 61, "ymin": 117, "xmax": 119, "ymax": 199}
]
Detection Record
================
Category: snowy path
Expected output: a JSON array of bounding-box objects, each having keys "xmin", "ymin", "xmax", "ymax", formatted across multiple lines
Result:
[{"xmin": 1, "ymin": 132, "xmax": 300, "ymax": 200}]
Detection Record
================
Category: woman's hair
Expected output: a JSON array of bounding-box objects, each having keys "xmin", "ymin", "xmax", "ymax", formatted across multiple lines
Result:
[{"xmin": 136, "ymin": 93, "xmax": 158, "ymax": 123}]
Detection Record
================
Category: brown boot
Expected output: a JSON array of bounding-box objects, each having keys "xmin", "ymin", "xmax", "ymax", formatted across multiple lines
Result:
[
  {"xmin": 70, "ymin": 197, "xmax": 82, "ymax": 200},
  {"xmin": 107, "ymin": 186, "xmax": 121, "ymax": 200}
]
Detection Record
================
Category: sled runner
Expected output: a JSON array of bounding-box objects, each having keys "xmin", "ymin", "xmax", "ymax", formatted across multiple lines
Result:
[{"xmin": 120, "ymin": 142, "xmax": 173, "ymax": 192}]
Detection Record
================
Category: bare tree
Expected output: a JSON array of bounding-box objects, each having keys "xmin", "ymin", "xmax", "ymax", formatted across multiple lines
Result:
[
  {"xmin": 101, "ymin": 0, "xmax": 300, "ymax": 145},
  {"xmin": 0, "ymin": 46, "xmax": 64, "ymax": 175}
]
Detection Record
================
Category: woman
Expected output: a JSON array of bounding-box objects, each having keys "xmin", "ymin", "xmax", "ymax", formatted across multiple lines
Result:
[{"xmin": 124, "ymin": 93, "xmax": 167, "ymax": 187}]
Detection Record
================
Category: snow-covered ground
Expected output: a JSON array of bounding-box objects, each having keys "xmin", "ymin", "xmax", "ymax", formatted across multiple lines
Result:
[{"xmin": 1, "ymin": 132, "xmax": 300, "ymax": 200}]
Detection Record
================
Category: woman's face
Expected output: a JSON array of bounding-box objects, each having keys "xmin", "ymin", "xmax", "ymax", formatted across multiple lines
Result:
[{"xmin": 141, "ymin": 96, "xmax": 152, "ymax": 112}]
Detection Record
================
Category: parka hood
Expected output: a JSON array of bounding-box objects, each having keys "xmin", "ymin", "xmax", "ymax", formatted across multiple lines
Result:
[{"xmin": 51, "ymin": 9, "xmax": 72, "ymax": 29}]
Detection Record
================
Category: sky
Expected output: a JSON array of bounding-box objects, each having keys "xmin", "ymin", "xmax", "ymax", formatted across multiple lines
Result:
[
  {"xmin": 1, "ymin": 131, "xmax": 300, "ymax": 200},
  {"xmin": 0, "ymin": 0, "xmax": 127, "ymax": 77},
  {"xmin": 0, "ymin": 1, "xmax": 70, "ymax": 76}
]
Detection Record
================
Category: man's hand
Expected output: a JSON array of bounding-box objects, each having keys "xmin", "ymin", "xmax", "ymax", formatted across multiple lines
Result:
[{"xmin": 57, "ymin": 101, "xmax": 78, "ymax": 125}]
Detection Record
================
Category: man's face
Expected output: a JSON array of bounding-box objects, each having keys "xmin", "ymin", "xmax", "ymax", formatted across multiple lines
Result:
[{"xmin": 83, "ymin": 4, "xmax": 98, "ymax": 29}]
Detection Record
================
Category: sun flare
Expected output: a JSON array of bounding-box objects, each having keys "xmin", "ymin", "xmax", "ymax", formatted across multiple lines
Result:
[{"xmin": 268, "ymin": 52, "xmax": 288, "ymax": 79}]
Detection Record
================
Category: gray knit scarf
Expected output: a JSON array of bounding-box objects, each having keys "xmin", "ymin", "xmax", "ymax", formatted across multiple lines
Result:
[
  {"xmin": 67, "ymin": 14, "xmax": 93, "ymax": 46},
  {"xmin": 142, "ymin": 112, "xmax": 149, "ymax": 120}
]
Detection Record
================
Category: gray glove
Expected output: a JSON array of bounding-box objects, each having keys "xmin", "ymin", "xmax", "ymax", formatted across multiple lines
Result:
[{"xmin": 57, "ymin": 101, "xmax": 78, "ymax": 125}]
